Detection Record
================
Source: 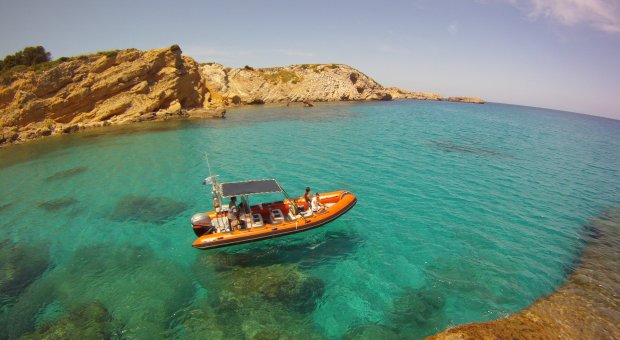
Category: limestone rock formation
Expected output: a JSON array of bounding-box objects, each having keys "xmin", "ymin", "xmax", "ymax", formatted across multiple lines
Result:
[
  {"xmin": 447, "ymin": 96, "xmax": 485, "ymax": 104},
  {"xmin": 0, "ymin": 45, "xmax": 485, "ymax": 147},
  {"xmin": 0, "ymin": 46, "xmax": 223, "ymax": 146},
  {"xmin": 200, "ymin": 63, "xmax": 394, "ymax": 104},
  {"xmin": 386, "ymin": 87, "xmax": 443, "ymax": 101}
]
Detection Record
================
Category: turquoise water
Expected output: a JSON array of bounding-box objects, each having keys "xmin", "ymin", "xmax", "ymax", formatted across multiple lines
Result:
[{"xmin": 1, "ymin": 101, "xmax": 619, "ymax": 339}]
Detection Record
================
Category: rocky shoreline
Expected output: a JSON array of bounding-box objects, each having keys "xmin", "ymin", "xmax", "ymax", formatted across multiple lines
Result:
[
  {"xmin": 0, "ymin": 45, "xmax": 483, "ymax": 147},
  {"xmin": 429, "ymin": 208, "xmax": 620, "ymax": 339}
]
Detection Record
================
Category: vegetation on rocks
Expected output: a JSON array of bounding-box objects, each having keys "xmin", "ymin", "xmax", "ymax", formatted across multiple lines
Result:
[
  {"xmin": 260, "ymin": 69, "xmax": 301, "ymax": 84},
  {"xmin": 0, "ymin": 46, "xmax": 51, "ymax": 72}
]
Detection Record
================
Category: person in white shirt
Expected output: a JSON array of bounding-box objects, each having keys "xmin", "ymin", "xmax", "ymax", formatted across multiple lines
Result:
[{"xmin": 311, "ymin": 192, "xmax": 326, "ymax": 213}]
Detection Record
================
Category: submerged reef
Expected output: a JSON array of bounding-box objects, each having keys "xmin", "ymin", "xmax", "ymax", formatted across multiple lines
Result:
[
  {"xmin": 0, "ymin": 240, "xmax": 50, "ymax": 299},
  {"xmin": 196, "ymin": 261, "xmax": 326, "ymax": 314},
  {"xmin": 44, "ymin": 166, "xmax": 88, "ymax": 181},
  {"xmin": 430, "ymin": 140, "xmax": 506, "ymax": 158},
  {"xmin": 6, "ymin": 244, "xmax": 194, "ymax": 338},
  {"xmin": 37, "ymin": 198, "xmax": 78, "ymax": 212},
  {"xmin": 190, "ymin": 255, "xmax": 327, "ymax": 338},
  {"xmin": 343, "ymin": 324, "xmax": 400, "ymax": 340},
  {"xmin": 0, "ymin": 202, "xmax": 12, "ymax": 213},
  {"xmin": 389, "ymin": 287, "xmax": 446, "ymax": 337},
  {"xmin": 21, "ymin": 302, "xmax": 120, "ymax": 339},
  {"xmin": 110, "ymin": 194, "xmax": 188, "ymax": 224},
  {"xmin": 430, "ymin": 207, "xmax": 620, "ymax": 339}
]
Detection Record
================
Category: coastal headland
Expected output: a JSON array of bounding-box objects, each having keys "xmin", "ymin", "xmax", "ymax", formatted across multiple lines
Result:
[{"xmin": 0, "ymin": 45, "xmax": 483, "ymax": 146}]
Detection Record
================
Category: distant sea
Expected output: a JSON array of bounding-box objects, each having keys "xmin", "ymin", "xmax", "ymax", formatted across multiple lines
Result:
[{"xmin": 1, "ymin": 100, "xmax": 619, "ymax": 339}]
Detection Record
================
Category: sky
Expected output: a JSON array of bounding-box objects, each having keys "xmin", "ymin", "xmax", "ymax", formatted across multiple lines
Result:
[{"xmin": 1, "ymin": 0, "xmax": 619, "ymax": 119}]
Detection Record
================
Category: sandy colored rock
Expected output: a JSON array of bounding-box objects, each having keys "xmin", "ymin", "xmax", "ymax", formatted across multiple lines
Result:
[
  {"xmin": 200, "ymin": 63, "xmax": 394, "ymax": 104},
  {"xmin": 447, "ymin": 96, "xmax": 485, "ymax": 104},
  {"xmin": 0, "ymin": 47, "xmax": 223, "ymax": 146},
  {"xmin": 1, "ymin": 46, "xmax": 485, "ymax": 147},
  {"xmin": 387, "ymin": 87, "xmax": 443, "ymax": 101}
]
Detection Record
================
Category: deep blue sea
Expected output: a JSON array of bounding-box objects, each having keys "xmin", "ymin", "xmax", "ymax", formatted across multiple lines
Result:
[{"xmin": 1, "ymin": 100, "xmax": 619, "ymax": 339}]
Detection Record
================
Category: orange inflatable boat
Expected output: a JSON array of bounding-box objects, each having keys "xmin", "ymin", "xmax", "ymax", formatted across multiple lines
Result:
[{"xmin": 191, "ymin": 178, "xmax": 357, "ymax": 250}]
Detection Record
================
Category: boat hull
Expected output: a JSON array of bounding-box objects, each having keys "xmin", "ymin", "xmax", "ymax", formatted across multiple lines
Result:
[{"xmin": 191, "ymin": 190, "xmax": 356, "ymax": 250}]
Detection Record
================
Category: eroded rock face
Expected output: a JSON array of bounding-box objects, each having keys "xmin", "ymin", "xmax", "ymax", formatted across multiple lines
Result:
[
  {"xmin": 447, "ymin": 96, "xmax": 485, "ymax": 104},
  {"xmin": 201, "ymin": 63, "xmax": 395, "ymax": 105},
  {"xmin": 1, "ymin": 46, "xmax": 485, "ymax": 147},
  {"xmin": 386, "ymin": 87, "xmax": 443, "ymax": 101},
  {"xmin": 0, "ymin": 47, "xmax": 222, "ymax": 146}
]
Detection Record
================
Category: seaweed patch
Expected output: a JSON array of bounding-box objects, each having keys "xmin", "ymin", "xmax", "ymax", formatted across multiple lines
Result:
[
  {"xmin": 110, "ymin": 195, "xmax": 188, "ymax": 224},
  {"xmin": 38, "ymin": 198, "xmax": 78, "ymax": 211},
  {"xmin": 45, "ymin": 167, "xmax": 88, "ymax": 181}
]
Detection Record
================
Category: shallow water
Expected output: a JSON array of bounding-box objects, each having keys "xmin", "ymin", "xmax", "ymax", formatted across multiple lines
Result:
[{"xmin": 1, "ymin": 101, "xmax": 619, "ymax": 339}]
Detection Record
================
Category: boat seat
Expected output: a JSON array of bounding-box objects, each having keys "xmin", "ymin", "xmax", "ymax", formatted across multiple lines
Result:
[
  {"xmin": 270, "ymin": 209, "xmax": 284, "ymax": 224},
  {"xmin": 325, "ymin": 203, "xmax": 335, "ymax": 208},
  {"xmin": 251, "ymin": 213, "xmax": 264, "ymax": 228},
  {"xmin": 212, "ymin": 217, "xmax": 229, "ymax": 230}
]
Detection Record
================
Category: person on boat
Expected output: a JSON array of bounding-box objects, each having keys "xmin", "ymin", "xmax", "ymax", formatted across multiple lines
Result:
[
  {"xmin": 301, "ymin": 186, "xmax": 311, "ymax": 211},
  {"xmin": 311, "ymin": 192, "xmax": 326, "ymax": 213},
  {"xmin": 228, "ymin": 196, "xmax": 239, "ymax": 230},
  {"xmin": 238, "ymin": 200, "xmax": 251, "ymax": 229}
]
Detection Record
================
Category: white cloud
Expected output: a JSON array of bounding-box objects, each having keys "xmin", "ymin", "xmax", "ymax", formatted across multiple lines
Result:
[{"xmin": 505, "ymin": 0, "xmax": 620, "ymax": 34}]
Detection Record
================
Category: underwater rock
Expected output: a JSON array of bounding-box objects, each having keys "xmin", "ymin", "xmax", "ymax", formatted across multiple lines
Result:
[
  {"xmin": 167, "ymin": 303, "xmax": 225, "ymax": 339},
  {"xmin": 0, "ymin": 240, "xmax": 50, "ymax": 298},
  {"xmin": 430, "ymin": 207, "xmax": 620, "ymax": 339},
  {"xmin": 21, "ymin": 302, "xmax": 118, "ymax": 339},
  {"xmin": 423, "ymin": 255, "xmax": 514, "ymax": 310},
  {"xmin": 0, "ymin": 202, "xmax": 12, "ymax": 213},
  {"xmin": 343, "ymin": 323, "xmax": 400, "ymax": 340},
  {"xmin": 58, "ymin": 245, "xmax": 194, "ymax": 330},
  {"xmin": 37, "ymin": 198, "xmax": 78, "ymax": 212},
  {"xmin": 390, "ymin": 287, "xmax": 446, "ymax": 326},
  {"xmin": 9, "ymin": 244, "xmax": 194, "ymax": 338},
  {"xmin": 110, "ymin": 194, "xmax": 188, "ymax": 223},
  {"xmin": 44, "ymin": 166, "xmax": 88, "ymax": 181},
  {"xmin": 6, "ymin": 279, "xmax": 57, "ymax": 338},
  {"xmin": 214, "ymin": 292, "xmax": 325, "ymax": 340},
  {"xmin": 205, "ymin": 264, "xmax": 326, "ymax": 314},
  {"xmin": 0, "ymin": 308, "xmax": 7, "ymax": 340},
  {"xmin": 430, "ymin": 140, "xmax": 505, "ymax": 158},
  {"xmin": 389, "ymin": 287, "xmax": 446, "ymax": 338}
]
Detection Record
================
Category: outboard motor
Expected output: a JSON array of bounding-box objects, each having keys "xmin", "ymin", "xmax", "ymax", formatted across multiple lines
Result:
[{"xmin": 191, "ymin": 213, "xmax": 212, "ymax": 237}]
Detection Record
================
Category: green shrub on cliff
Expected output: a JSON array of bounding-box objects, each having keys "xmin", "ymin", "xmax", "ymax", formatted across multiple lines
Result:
[
  {"xmin": 96, "ymin": 50, "xmax": 119, "ymax": 58},
  {"xmin": 0, "ymin": 46, "xmax": 51, "ymax": 71},
  {"xmin": 260, "ymin": 69, "xmax": 301, "ymax": 84}
]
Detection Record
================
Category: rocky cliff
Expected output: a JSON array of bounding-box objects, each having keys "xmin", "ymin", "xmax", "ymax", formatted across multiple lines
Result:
[
  {"xmin": 0, "ymin": 46, "xmax": 484, "ymax": 146},
  {"xmin": 200, "ymin": 63, "xmax": 393, "ymax": 104},
  {"xmin": 0, "ymin": 46, "xmax": 224, "ymax": 146}
]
